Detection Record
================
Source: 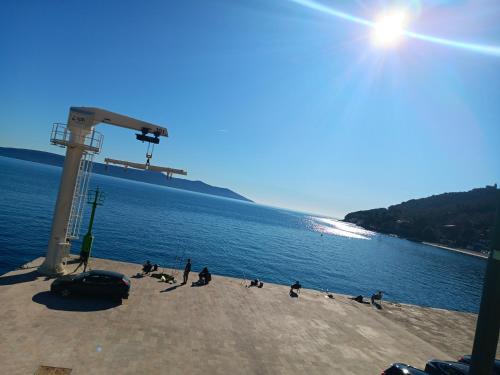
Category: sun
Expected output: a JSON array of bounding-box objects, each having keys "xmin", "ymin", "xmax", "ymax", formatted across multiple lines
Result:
[{"xmin": 372, "ymin": 10, "xmax": 408, "ymax": 48}]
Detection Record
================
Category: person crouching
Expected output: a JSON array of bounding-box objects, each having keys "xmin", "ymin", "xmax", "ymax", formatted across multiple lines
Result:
[{"xmin": 197, "ymin": 267, "xmax": 211, "ymax": 285}]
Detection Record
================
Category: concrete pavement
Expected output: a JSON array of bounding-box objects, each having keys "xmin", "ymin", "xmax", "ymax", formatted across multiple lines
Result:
[{"xmin": 0, "ymin": 256, "xmax": 495, "ymax": 375}]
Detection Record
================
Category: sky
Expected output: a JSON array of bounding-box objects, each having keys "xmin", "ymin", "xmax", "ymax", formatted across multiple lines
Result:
[{"xmin": 1, "ymin": 0, "xmax": 499, "ymax": 218}]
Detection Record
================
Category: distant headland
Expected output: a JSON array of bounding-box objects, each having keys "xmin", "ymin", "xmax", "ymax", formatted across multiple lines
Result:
[
  {"xmin": 0, "ymin": 147, "xmax": 253, "ymax": 203},
  {"xmin": 344, "ymin": 185, "xmax": 498, "ymax": 254}
]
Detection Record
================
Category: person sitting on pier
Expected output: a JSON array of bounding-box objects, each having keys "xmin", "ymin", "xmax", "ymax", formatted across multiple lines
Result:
[
  {"xmin": 289, "ymin": 281, "xmax": 301, "ymax": 297},
  {"xmin": 198, "ymin": 267, "xmax": 211, "ymax": 285},
  {"xmin": 371, "ymin": 291, "xmax": 384, "ymax": 309},
  {"xmin": 142, "ymin": 260, "xmax": 153, "ymax": 274},
  {"xmin": 247, "ymin": 279, "xmax": 264, "ymax": 288}
]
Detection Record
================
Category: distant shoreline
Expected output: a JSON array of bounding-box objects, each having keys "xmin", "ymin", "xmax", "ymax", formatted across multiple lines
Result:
[
  {"xmin": 0, "ymin": 147, "xmax": 253, "ymax": 203},
  {"xmin": 422, "ymin": 242, "xmax": 488, "ymax": 259}
]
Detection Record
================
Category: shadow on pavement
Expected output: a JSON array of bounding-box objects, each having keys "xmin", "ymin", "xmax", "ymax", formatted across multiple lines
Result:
[
  {"xmin": 160, "ymin": 285, "xmax": 179, "ymax": 293},
  {"xmin": 0, "ymin": 270, "xmax": 42, "ymax": 286},
  {"xmin": 191, "ymin": 280, "xmax": 210, "ymax": 287},
  {"xmin": 32, "ymin": 291, "xmax": 121, "ymax": 312}
]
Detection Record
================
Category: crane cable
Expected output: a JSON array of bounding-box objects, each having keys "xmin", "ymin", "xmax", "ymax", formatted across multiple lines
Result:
[{"xmin": 145, "ymin": 143, "xmax": 155, "ymax": 167}]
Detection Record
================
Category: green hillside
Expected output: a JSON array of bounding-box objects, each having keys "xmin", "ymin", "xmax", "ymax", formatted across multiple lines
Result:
[{"xmin": 344, "ymin": 186, "xmax": 499, "ymax": 252}]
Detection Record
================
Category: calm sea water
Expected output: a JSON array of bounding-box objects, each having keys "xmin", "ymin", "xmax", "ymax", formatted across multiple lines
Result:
[{"xmin": 0, "ymin": 156, "xmax": 486, "ymax": 312}]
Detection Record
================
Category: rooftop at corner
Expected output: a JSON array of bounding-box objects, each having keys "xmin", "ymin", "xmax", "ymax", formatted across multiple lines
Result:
[{"xmin": 0, "ymin": 256, "xmax": 497, "ymax": 375}]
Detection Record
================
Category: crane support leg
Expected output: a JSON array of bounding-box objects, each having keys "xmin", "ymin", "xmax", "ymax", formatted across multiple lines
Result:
[{"xmin": 39, "ymin": 143, "xmax": 86, "ymax": 275}]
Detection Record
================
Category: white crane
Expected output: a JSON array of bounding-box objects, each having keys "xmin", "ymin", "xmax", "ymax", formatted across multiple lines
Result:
[{"xmin": 39, "ymin": 107, "xmax": 175, "ymax": 275}]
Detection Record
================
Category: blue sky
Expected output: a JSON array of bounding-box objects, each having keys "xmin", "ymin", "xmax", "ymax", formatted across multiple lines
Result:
[{"xmin": 1, "ymin": 0, "xmax": 499, "ymax": 218}]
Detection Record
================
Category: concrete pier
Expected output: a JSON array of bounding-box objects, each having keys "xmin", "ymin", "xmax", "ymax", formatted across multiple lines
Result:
[{"xmin": 0, "ymin": 256, "xmax": 497, "ymax": 375}]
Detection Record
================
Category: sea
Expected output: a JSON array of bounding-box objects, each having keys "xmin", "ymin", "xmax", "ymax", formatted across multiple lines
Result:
[{"xmin": 0, "ymin": 156, "xmax": 486, "ymax": 313}]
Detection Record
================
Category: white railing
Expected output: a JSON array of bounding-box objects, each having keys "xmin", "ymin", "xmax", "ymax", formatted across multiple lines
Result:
[{"xmin": 50, "ymin": 123, "xmax": 103, "ymax": 153}]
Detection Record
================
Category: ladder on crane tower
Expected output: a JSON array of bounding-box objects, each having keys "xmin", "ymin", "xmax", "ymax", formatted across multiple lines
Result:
[
  {"xmin": 49, "ymin": 122, "xmax": 104, "ymax": 255},
  {"xmin": 66, "ymin": 151, "xmax": 94, "ymax": 241}
]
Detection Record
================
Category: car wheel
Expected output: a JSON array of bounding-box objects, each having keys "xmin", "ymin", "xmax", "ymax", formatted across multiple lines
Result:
[{"xmin": 61, "ymin": 288, "xmax": 71, "ymax": 297}]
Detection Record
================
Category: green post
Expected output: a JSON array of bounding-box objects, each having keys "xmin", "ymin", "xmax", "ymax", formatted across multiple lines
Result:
[
  {"xmin": 79, "ymin": 187, "xmax": 103, "ymax": 261},
  {"xmin": 469, "ymin": 189, "xmax": 500, "ymax": 375}
]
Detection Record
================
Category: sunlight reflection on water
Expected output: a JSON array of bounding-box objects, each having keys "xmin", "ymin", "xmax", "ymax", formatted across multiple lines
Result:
[{"xmin": 309, "ymin": 217, "xmax": 375, "ymax": 240}]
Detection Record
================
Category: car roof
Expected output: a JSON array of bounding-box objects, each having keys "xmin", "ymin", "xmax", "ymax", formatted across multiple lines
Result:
[
  {"xmin": 88, "ymin": 270, "xmax": 125, "ymax": 278},
  {"xmin": 393, "ymin": 363, "xmax": 428, "ymax": 374},
  {"xmin": 461, "ymin": 356, "xmax": 500, "ymax": 367},
  {"xmin": 429, "ymin": 360, "xmax": 470, "ymax": 373}
]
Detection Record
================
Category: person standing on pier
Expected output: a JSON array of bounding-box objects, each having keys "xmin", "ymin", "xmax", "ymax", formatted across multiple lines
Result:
[
  {"xmin": 72, "ymin": 248, "xmax": 90, "ymax": 273},
  {"xmin": 183, "ymin": 259, "xmax": 191, "ymax": 284}
]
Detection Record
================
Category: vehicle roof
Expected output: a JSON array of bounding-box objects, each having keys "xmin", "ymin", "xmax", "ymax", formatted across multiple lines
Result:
[
  {"xmin": 393, "ymin": 363, "xmax": 428, "ymax": 374},
  {"xmin": 461, "ymin": 355, "xmax": 500, "ymax": 367},
  {"xmin": 429, "ymin": 360, "xmax": 470, "ymax": 372},
  {"xmin": 88, "ymin": 269, "xmax": 125, "ymax": 278}
]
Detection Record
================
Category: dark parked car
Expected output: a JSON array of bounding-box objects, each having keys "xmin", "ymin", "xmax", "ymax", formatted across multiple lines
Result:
[
  {"xmin": 51, "ymin": 270, "xmax": 130, "ymax": 300},
  {"xmin": 382, "ymin": 363, "xmax": 428, "ymax": 375},
  {"xmin": 425, "ymin": 360, "xmax": 470, "ymax": 375},
  {"xmin": 458, "ymin": 355, "xmax": 500, "ymax": 375}
]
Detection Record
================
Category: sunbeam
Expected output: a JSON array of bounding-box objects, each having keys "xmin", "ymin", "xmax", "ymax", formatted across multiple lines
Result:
[{"xmin": 290, "ymin": 0, "xmax": 500, "ymax": 57}]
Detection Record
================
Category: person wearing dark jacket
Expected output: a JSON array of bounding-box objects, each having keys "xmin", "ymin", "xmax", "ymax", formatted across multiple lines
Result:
[
  {"xmin": 289, "ymin": 281, "xmax": 301, "ymax": 297},
  {"xmin": 371, "ymin": 291, "xmax": 384, "ymax": 306},
  {"xmin": 198, "ymin": 267, "xmax": 211, "ymax": 285},
  {"xmin": 142, "ymin": 260, "xmax": 152, "ymax": 274},
  {"xmin": 183, "ymin": 259, "xmax": 191, "ymax": 284}
]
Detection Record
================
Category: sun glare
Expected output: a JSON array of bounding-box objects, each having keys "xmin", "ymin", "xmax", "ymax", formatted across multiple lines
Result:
[{"xmin": 372, "ymin": 10, "xmax": 408, "ymax": 48}]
